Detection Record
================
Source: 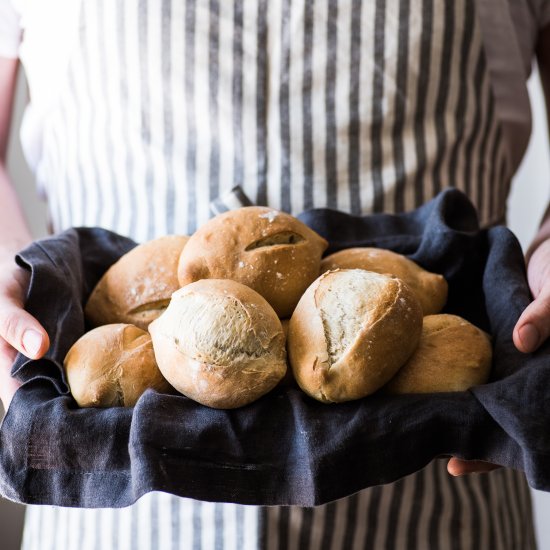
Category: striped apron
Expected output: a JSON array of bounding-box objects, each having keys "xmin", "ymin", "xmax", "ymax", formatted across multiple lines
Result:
[{"xmin": 22, "ymin": 0, "xmax": 536, "ymax": 548}]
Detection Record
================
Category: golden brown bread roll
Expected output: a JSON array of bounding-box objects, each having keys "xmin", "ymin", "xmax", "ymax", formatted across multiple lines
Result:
[
  {"xmin": 85, "ymin": 235, "xmax": 189, "ymax": 330},
  {"xmin": 64, "ymin": 324, "xmax": 172, "ymax": 407},
  {"xmin": 177, "ymin": 207, "xmax": 328, "ymax": 318},
  {"xmin": 385, "ymin": 314, "xmax": 492, "ymax": 394},
  {"xmin": 287, "ymin": 269, "xmax": 423, "ymax": 403},
  {"xmin": 320, "ymin": 247, "xmax": 447, "ymax": 315},
  {"xmin": 148, "ymin": 279, "xmax": 287, "ymax": 409}
]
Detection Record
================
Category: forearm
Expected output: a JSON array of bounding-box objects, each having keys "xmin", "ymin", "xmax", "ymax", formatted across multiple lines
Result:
[
  {"xmin": 0, "ymin": 162, "xmax": 32, "ymax": 261},
  {"xmin": 0, "ymin": 56, "xmax": 30, "ymax": 261}
]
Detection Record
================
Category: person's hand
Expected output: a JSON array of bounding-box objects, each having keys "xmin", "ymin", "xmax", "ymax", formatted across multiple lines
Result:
[
  {"xmin": 0, "ymin": 259, "xmax": 49, "ymax": 410},
  {"xmin": 448, "ymin": 239, "xmax": 550, "ymax": 476},
  {"xmin": 513, "ymin": 238, "xmax": 550, "ymax": 354}
]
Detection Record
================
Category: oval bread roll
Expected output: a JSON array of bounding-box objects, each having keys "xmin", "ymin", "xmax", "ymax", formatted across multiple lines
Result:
[
  {"xmin": 288, "ymin": 269, "xmax": 423, "ymax": 403},
  {"xmin": 149, "ymin": 279, "xmax": 287, "ymax": 409},
  {"xmin": 385, "ymin": 314, "xmax": 492, "ymax": 394},
  {"xmin": 320, "ymin": 247, "xmax": 447, "ymax": 315},
  {"xmin": 64, "ymin": 324, "xmax": 172, "ymax": 407},
  {"xmin": 177, "ymin": 207, "xmax": 328, "ymax": 318},
  {"xmin": 85, "ymin": 235, "xmax": 189, "ymax": 330}
]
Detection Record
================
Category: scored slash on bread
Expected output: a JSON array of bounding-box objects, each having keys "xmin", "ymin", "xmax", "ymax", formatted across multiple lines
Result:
[
  {"xmin": 177, "ymin": 207, "xmax": 328, "ymax": 318},
  {"xmin": 85, "ymin": 235, "xmax": 189, "ymax": 330}
]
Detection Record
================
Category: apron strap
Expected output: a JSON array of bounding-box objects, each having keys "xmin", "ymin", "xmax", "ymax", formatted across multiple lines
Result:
[{"xmin": 210, "ymin": 185, "xmax": 255, "ymax": 216}]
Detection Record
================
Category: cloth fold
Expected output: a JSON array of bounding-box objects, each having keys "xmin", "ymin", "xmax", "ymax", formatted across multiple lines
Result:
[{"xmin": 1, "ymin": 189, "xmax": 548, "ymax": 509}]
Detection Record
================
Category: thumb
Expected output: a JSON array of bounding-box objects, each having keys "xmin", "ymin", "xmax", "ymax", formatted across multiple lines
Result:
[
  {"xmin": 0, "ymin": 301, "xmax": 50, "ymax": 360},
  {"xmin": 513, "ymin": 284, "xmax": 550, "ymax": 354}
]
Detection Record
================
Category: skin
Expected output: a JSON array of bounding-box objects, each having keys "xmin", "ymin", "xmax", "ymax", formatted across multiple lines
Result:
[{"xmin": 1, "ymin": 23, "xmax": 550, "ymax": 478}]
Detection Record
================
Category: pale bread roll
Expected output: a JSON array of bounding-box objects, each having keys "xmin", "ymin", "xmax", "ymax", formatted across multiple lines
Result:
[
  {"xmin": 288, "ymin": 269, "xmax": 423, "ymax": 403},
  {"xmin": 149, "ymin": 279, "xmax": 287, "ymax": 409},
  {"xmin": 85, "ymin": 235, "xmax": 189, "ymax": 330},
  {"xmin": 385, "ymin": 314, "xmax": 492, "ymax": 394},
  {"xmin": 64, "ymin": 324, "xmax": 172, "ymax": 407},
  {"xmin": 177, "ymin": 207, "xmax": 328, "ymax": 318},
  {"xmin": 320, "ymin": 247, "xmax": 447, "ymax": 315}
]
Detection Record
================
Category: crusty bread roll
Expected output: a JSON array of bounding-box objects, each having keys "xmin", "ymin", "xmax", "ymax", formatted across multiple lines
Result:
[
  {"xmin": 64, "ymin": 324, "xmax": 172, "ymax": 407},
  {"xmin": 287, "ymin": 269, "xmax": 423, "ymax": 403},
  {"xmin": 85, "ymin": 235, "xmax": 189, "ymax": 330},
  {"xmin": 177, "ymin": 207, "xmax": 328, "ymax": 318},
  {"xmin": 385, "ymin": 314, "xmax": 492, "ymax": 394},
  {"xmin": 320, "ymin": 247, "xmax": 447, "ymax": 315},
  {"xmin": 149, "ymin": 279, "xmax": 287, "ymax": 409}
]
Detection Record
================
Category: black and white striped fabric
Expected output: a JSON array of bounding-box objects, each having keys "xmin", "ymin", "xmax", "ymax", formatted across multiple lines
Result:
[
  {"xmin": 21, "ymin": 461, "xmax": 536, "ymax": 549},
  {"xmin": 23, "ymin": 0, "xmax": 536, "ymax": 548},
  {"xmin": 37, "ymin": 0, "xmax": 511, "ymax": 239}
]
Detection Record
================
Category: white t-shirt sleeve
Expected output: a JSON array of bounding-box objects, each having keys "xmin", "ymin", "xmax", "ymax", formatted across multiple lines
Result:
[{"xmin": 0, "ymin": 0, "xmax": 22, "ymax": 58}]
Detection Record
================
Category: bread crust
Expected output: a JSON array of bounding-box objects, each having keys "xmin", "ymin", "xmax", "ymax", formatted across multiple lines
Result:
[
  {"xmin": 385, "ymin": 314, "xmax": 492, "ymax": 394},
  {"xmin": 177, "ymin": 207, "xmax": 328, "ymax": 318},
  {"xmin": 85, "ymin": 235, "xmax": 189, "ymax": 330},
  {"xmin": 149, "ymin": 279, "xmax": 287, "ymax": 409},
  {"xmin": 288, "ymin": 269, "xmax": 423, "ymax": 403},
  {"xmin": 320, "ymin": 247, "xmax": 447, "ymax": 315},
  {"xmin": 64, "ymin": 324, "xmax": 172, "ymax": 407}
]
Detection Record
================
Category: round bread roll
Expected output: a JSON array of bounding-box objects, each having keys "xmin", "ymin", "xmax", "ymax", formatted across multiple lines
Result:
[
  {"xmin": 385, "ymin": 314, "xmax": 492, "ymax": 394},
  {"xmin": 64, "ymin": 324, "xmax": 172, "ymax": 407},
  {"xmin": 148, "ymin": 279, "xmax": 287, "ymax": 409},
  {"xmin": 320, "ymin": 247, "xmax": 447, "ymax": 315},
  {"xmin": 177, "ymin": 207, "xmax": 328, "ymax": 318},
  {"xmin": 85, "ymin": 235, "xmax": 189, "ymax": 330},
  {"xmin": 287, "ymin": 269, "xmax": 423, "ymax": 403}
]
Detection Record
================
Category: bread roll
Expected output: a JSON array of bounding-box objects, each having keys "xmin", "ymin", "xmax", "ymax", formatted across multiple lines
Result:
[
  {"xmin": 320, "ymin": 247, "xmax": 447, "ymax": 315},
  {"xmin": 385, "ymin": 314, "xmax": 492, "ymax": 394},
  {"xmin": 288, "ymin": 269, "xmax": 423, "ymax": 403},
  {"xmin": 177, "ymin": 207, "xmax": 328, "ymax": 318},
  {"xmin": 85, "ymin": 235, "xmax": 189, "ymax": 330},
  {"xmin": 64, "ymin": 324, "xmax": 172, "ymax": 407},
  {"xmin": 149, "ymin": 279, "xmax": 287, "ymax": 409}
]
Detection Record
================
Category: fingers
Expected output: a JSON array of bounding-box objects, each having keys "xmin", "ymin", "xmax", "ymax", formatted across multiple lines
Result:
[
  {"xmin": 0, "ymin": 301, "xmax": 50, "ymax": 359},
  {"xmin": 513, "ymin": 283, "xmax": 550, "ymax": 353},
  {"xmin": 447, "ymin": 457, "xmax": 500, "ymax": 476},
  {"xmin": 0, "ymin": 262, "xmax": 46, "ymax": 411}
]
